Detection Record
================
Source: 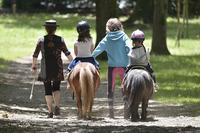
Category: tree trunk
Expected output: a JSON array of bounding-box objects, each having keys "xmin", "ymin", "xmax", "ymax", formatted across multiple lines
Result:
[
  {"xmin": 95, "ymin": 0, "xmax": 117, "ymax": 59},
  {"xmin": 125, "ymin": 0, "xmax": 154, "ymax": 25},
  {"xmin": 175, "ymin": 0, "xmax": 181, "ymax": 47},
  {"xmin": 182, "ymin": 0, "xmax": 189, "ymax": 38},
  {"xmin": 11, "ymin": 0, "xmax": 16, "ymax": 14},
  {"xmin": 151, "ymin": 0, "xmax": 170, "ymax": 55}
]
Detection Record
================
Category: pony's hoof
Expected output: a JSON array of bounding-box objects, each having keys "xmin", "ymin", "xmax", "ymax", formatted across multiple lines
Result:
[
  {"xmin": 141, "ymin": 116, "xmax": 147, "ymax": 121},
  {"xmin": 108, "ymin": 113, "xmax": 114, "ymax": 118},
  {"xmin": 131, "ymin": 114, "xmax": 140, "ymax": 122},
  {"xmin": 124, "ymin": 116, "xmax": 130, "ymax": 120},
  {"xmin": 131, "ymin": 117, "xmax": 139, "ymax": 122},
  {"xmin": 77, "ymin": 116, "xmax": 82, "ymax": 120},
  {"xmin": 87, "ymin": 115, "xmax": 92, "ymax": 120},
  {"xmin": 87, "ymin": 117, "xmax": 92, "ymax": 120}
]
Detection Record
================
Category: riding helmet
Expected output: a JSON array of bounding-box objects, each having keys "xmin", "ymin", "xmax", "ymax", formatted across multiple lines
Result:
[
  {"xmin": 131, "ymin": 29, "xmax": 145, "ymax": 42},
  {"xmin": 76, "ymin": 20, "xmax": 90, "ymax": 33}
]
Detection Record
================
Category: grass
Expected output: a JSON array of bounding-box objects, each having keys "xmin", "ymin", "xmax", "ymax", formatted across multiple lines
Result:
[
  {"xmin": 0, "ymin": 13, "xmax": 200, "ymax": 105},
  {"xmin": 0, "ymin": 13, "xmax": 96, "ymax": 71},
  {"xmin": 152, "ymin": 55, "xmax": 200, "ymax": 104}
]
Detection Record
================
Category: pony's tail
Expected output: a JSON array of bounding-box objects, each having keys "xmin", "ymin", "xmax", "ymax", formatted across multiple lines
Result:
[
  {"xmin": 79, "ymin": 67, "xmax": 94, "ymax": 113},
  {"xmin": 129, "ymin": 77, "xmax": 146, "ymax": 107}
]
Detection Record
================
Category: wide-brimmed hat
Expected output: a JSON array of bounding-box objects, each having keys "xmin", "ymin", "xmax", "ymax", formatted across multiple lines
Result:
[{"xmin": 43, "ymin": 19, "xmax": 59, "ymax": 27}]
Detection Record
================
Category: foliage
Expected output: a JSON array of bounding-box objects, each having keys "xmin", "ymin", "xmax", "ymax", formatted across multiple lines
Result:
[
  {"xmin": 0, "ymin": 13, "xmax": 96, "ymax": 61},
  {"xmin": 1, "ymin": 0, "xmax": 95, "ymax": 13}
]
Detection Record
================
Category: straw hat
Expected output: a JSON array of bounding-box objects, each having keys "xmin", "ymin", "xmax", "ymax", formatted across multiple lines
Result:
[{"xmin": 43, "ymin": 19, "xmax": 59, "ymax": 27}]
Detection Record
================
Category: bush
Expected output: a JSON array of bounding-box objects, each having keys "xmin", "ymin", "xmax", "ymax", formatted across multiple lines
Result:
[{"xmin": 1, "ymin": 0, "xmax": 95, "ymax": 13}]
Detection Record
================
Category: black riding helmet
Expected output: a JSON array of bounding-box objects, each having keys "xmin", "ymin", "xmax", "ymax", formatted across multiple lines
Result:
[{"xmin": 76, "ymin": 21, "xmax": 90, "ymax": 33}]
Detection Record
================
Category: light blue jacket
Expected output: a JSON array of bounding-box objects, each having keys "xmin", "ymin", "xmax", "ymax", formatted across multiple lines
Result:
[{"xmin": 92, "ymin": 31, "xmax": 131, "ymax": 67}]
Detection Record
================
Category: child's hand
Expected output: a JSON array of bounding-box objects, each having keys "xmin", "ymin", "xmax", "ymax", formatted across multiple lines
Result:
[{"xmin": 31, "ymin": 65, "xmax": 37, "ymax": 74}]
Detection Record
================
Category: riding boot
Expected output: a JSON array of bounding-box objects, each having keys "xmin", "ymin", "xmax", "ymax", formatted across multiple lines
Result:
[
  {"xmin": 54, "ymin": 106, "xmax": 60, "ymax": 115},
  {"xmin": 47, "ymin": 112, "xmax": 53, "ymax": 118}
]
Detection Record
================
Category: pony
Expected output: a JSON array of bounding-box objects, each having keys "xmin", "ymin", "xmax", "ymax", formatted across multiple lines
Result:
[
  {"xmin": 123, "ymin": 69, "xmax": 154, "ymax": 121},
  {"xmin": 67, "ymin": 62, "xmax": 100, "ymax": 119}
]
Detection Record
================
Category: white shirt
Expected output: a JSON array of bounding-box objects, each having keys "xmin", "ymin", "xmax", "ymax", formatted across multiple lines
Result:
[
  {"xmin": 74, "ymin": 38, "xmax": 93, "ymax": 57},
  {"xmin": 128, "ymin": 46, "xmax": 150, "ymax": 66}
]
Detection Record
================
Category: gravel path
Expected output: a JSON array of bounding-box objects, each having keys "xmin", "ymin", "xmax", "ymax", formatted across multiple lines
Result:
[{"xmin": 0, "ymin": 56, "xmax": 200, "ymax": 133}]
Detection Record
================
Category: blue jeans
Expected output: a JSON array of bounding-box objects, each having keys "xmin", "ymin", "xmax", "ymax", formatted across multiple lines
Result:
[{"xmin": 67, "ymin": 57, "xmax": 99, "ymax": 71}]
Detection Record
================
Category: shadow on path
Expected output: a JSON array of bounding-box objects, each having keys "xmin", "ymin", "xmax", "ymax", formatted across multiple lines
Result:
[{"xmin": 0, "ymin": 56, "xmax": 200, "ymax": 132}]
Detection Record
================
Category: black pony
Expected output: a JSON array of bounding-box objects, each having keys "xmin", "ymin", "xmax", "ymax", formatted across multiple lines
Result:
[{"xmin": 123, "ymin": 69, "xmax": 154, "ymax": 121}]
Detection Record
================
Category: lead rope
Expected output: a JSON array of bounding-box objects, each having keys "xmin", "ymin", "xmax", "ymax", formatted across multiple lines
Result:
[{"xmin": 30, "ymin": 70, "xmax": 37, "ymax": 101}]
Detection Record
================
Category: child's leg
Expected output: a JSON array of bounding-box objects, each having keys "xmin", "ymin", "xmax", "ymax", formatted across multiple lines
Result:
[
  {"xmin": 107, "ymin": 67, "xmax": 114, "ymax": 118},
  {"xmin": 146, "ymin": 64, "xmax": 156, "ymax": 83},
  {"xmin": 108, "ymin": 67, "xmax": 114, "ymax": 99},
  {"xmin": 67, "ymin": 58, "xmax": 79, "ymax": 71}
]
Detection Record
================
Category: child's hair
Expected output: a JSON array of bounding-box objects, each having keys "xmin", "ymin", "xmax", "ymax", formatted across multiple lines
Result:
[
  {"xmin": 76, "ymin": 20, "xmax": 92, "ymax": 42},
  {"xmin": 106, "ymin": 18, "xmax": 123, "ymax": 32}
]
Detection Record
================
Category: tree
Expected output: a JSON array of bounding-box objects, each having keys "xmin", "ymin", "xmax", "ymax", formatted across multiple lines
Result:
[
  {"xmin": 126, "ymin": 0, "xmax": 154, "ymax": 24},
  {"xmin": 182, "ymin": 0, "xmax": 189, "ymax": 38},
  {"xmin": 151, "ymin": 0, "xmax": 170, "ymax": 55},
  {"xmin": 11, "ymin": 0, "xmax": 16, "ymax": 14},
  {"xmin": 175, "ymin": 0, "xmax": 189, "ymax": 47},
  {"xmin": 95, "ymin": 0, "xmax": 117, "ymax": 59},
  {"xmin": 175, "ymin": 0, "xmax": 181, "ymax": 47}
]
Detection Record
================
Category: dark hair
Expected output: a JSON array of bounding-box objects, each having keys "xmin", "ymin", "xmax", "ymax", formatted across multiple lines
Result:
[
  {"xmin": 77, "ymin": 21, "xmax": 90, "ymax": 34},
  {"xmin": 77, "ymin": 30, "xmax": 92, "ymax": 42},
  {"xmin": 45, "ymin": 26, "xmax": 57, "ymax": 35},
  {"xmin": 132, "ymin": 38, "xmax": 145, "ymax": 43}
]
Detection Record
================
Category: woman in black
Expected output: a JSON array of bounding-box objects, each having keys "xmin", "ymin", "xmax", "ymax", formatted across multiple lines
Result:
[{"xmin": 32, "ymin": 20, "xmax": 73, "ymax": 118}]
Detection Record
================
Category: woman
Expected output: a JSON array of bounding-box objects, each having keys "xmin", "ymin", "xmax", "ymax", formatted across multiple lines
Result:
[{"xmin": 32, "ymin": 20, "xmax": 73, "ymax": 118}]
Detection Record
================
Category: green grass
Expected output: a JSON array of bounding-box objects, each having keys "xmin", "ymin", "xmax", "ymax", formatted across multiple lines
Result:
[
  {"xmin": 0, "ymin": 13, "xmax": 96, "ymax": 71},
  {"xmin": 152, "ymin": 55, "xmax": 200, "ymax": 104},
  {"xmin": 0, "ymin": 14, "xmax": 200, "ymax": 105},
  {"xmin": 0, "ymin": 13, "xmax": 96, "ymax": 60}
]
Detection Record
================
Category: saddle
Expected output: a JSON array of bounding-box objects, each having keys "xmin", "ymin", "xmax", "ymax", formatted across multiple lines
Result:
[{"xmin": 125, "ymin": 65, "xmax": 147, "ymax": 74}]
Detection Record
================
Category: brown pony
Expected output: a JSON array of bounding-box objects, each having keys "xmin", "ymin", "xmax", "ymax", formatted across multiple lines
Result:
[
  {"xmin": 67, "ymin": 62, "xmax": 100, "ymax": 119},
  {"xmin": 123, "ymin": 69, "xmax": 154, "ymax": 121}
]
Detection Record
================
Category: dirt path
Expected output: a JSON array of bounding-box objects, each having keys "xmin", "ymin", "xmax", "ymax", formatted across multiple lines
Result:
[{"xmin": 0, "ymin": 56, "xmax": 200, "ymax": 133}]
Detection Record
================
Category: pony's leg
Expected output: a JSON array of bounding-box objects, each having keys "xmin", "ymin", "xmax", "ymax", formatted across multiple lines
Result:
[
  {"xmin": 130, "ymin": 103, "xmax": 140, "ymax": 122},
  {"xmin": 82, "ymin": 97, "xmax": 90, "ymax": 119},
  {"xmin": 141, "ymin": 99, "xmax": 148, "ymax": 120},
  {"xmin": 75, "ymin": 91, "xmax": 82, "ymax": 119},
  {"xmin": 123, "ymin": 86, "xmax": 131, "ymax": 119},
  {"xmin": 123, "ymin": 95, "xmax": 130, "ymax": 119},
  {"xmin": 82, "ymin": 95, "xmax": 87, "ymax": 119},
  {"xmin": 87, "ymin": 99, "xmax": 94, "ymax": 119}
]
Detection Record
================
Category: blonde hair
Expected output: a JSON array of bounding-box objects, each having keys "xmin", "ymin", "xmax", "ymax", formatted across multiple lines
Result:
[{"xmin": 106, "ymin": 18, "xmax": 123, "ymax": 32}]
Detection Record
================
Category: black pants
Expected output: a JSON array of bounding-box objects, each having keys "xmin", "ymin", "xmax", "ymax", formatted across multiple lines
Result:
[{"xmin": 43, "ymin": 80, "xmax": 61, "ymax": 95}]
